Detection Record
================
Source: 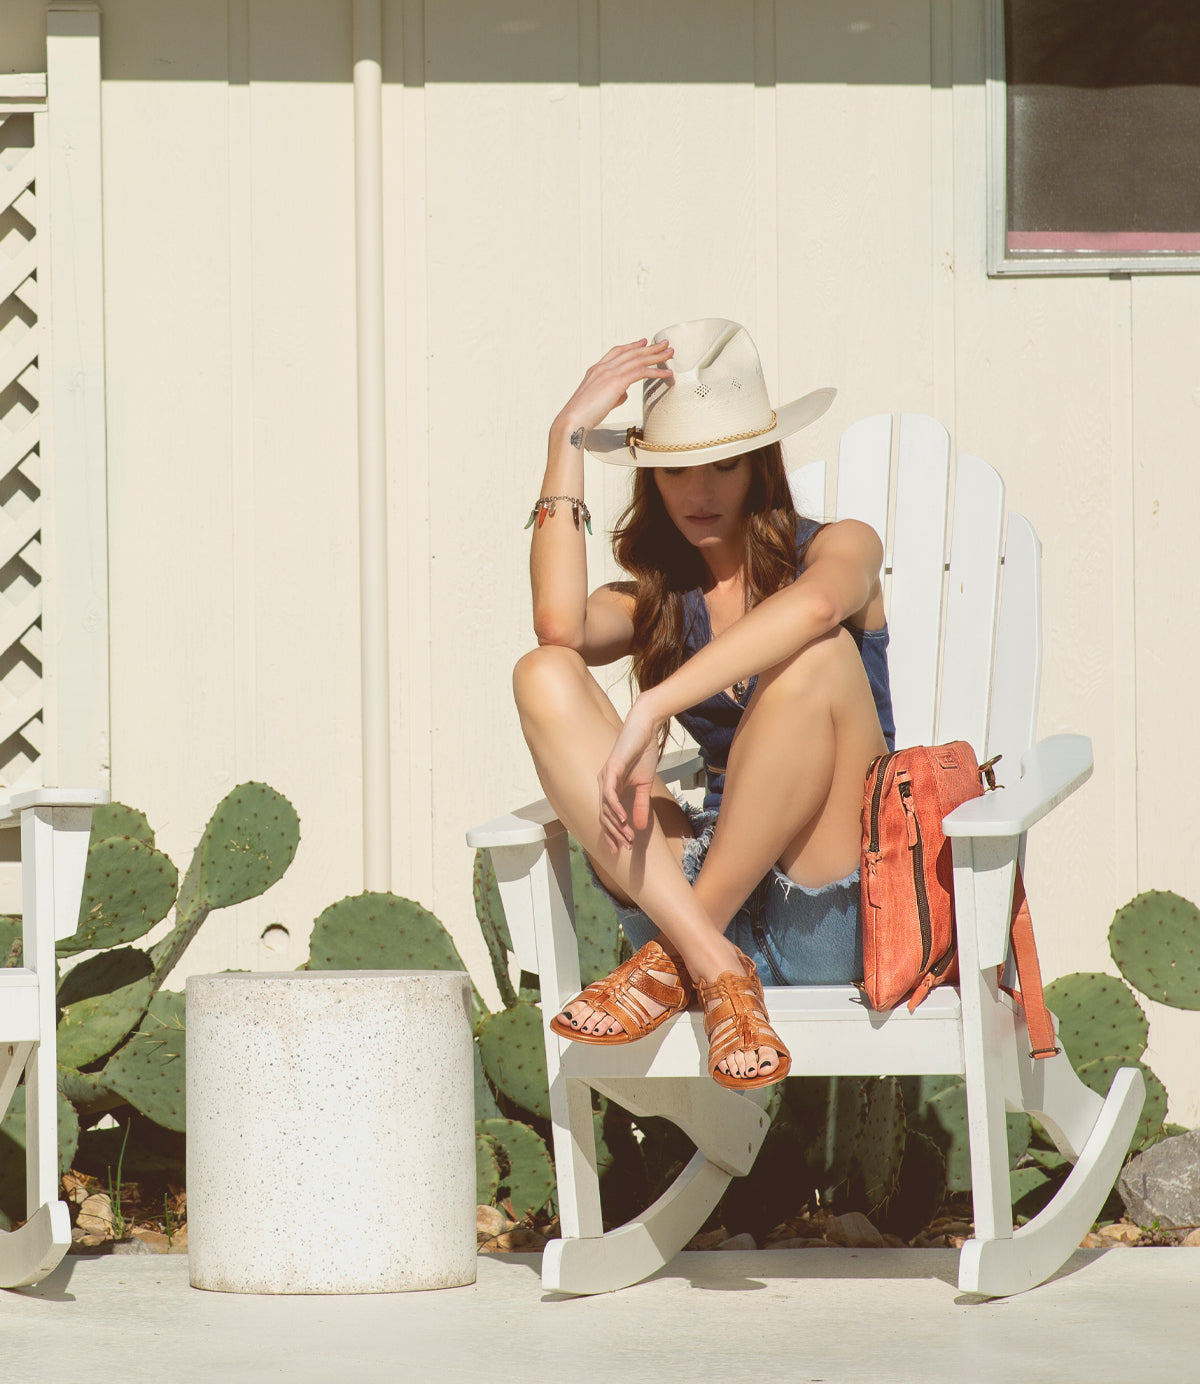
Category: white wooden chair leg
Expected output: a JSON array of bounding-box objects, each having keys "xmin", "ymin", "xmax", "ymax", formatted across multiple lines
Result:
[
  {"xmin": 543, "ymin": 1150, "xmax": 734, "ymax": 1296},
  {"xmin": 960, "ymin": 1066, "xmax": 1146, "ymax": 1296},
  {"xmin": 547, "ymin": 1074, "xmax": 603, "ymax": 1240},
  {"xmin": 0, "ymin": 1202, "xmax": 73, "ymax": 1290}
]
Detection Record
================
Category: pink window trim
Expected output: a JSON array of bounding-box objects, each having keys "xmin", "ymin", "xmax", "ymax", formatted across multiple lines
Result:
[{"xmin": 1008, "ymin": 231, "xmax": 1200, "ymax": 252}]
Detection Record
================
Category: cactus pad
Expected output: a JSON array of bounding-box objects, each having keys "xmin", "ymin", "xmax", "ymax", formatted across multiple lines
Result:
[
  {"xmin": 476, "ymin": 1002, "xmax": 550, "ymax": 1120},
  {"xmin": 0, "ymin": 915, "xmax": 19, "ymax": 967},
  {"xmin": 848, "ymin": 1076, "xmax": 907, "ymax": 1211},
  {"xmin": 474, "ymin": 1041, "xmax": 502, "ymax": 1121},
  {"xmin": 90, "ymin": 803, "xmax": 156, "ymax": 847},
  {"xmin": 909, "ymin": 1078, "xmax": 1030, "ymax": 1193},
  {"xmin": 57, "ymin": 946, "xmax": 155, "ymax": 1069},
  {"xmin": 1044, "ymin": 971, "xmax": 1149, "ymax": 1066},
  {"xmin": 0, "ymin": 1087, "xmax": 80, "ymax": 1227},
  {"xmin": 1109, "ymin": 890, "xmax": 1200, "ymax": 1010},
  {"xmin": 59, "ymin": 836, "xmax": 179, "ymax": 958},
  {"xmin": 1077, "ymin": 1056, "xmax": 1166, "ymax": 1151},
  {"xmin": 475, "ymin": 1130, "xmax": 503, "ymax": 1207},
  {"xmin": 476, "ymin": 1117, "xmax": 555, "ymax": 1220},
  {"xmin": 185, "ymin": 782, "xmax": 301, "ymax": 911},
  {"xmin": 102, "ymin": 990, "xmax": 187, "ymax": 1133}
]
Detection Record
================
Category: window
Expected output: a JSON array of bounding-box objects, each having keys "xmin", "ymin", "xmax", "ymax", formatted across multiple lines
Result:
[{"xmin": 987, "ymin": 0, "xmax": 1200, "ymax": 275}]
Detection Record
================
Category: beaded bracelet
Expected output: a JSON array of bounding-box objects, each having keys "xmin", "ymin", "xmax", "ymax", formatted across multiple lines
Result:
[{"xmin": 524, "ymin": 495, "xmax": 592, "ymax": 534}]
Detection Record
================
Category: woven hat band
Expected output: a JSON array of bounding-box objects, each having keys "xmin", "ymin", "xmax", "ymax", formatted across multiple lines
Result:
[{"xmin": 625, "ymin": 412, "xmax": 779, "ymax": 456}]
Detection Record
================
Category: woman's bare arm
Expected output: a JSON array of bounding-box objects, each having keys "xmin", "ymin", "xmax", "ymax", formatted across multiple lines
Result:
[
  {"xmin": 530, "ymin": 339, "xmax": 673, "ymax": 658},
  {"xmin": 596, "ymin": 519, "xmax": 884, "ymax": 848}
]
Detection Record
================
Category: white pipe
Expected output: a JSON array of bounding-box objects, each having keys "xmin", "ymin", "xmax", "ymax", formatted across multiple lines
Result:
[{"xmin": 353, "ymin": 0, "xmax": 392, "ymax": 890}]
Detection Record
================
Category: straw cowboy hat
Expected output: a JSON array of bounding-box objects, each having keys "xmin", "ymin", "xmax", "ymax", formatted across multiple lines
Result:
[{"xmin": 585, "ymin": 318, "xmax": 835, "ymax": 468}]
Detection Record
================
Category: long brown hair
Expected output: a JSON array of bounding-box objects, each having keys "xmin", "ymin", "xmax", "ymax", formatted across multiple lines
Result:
[{"xmin": 611, "ymin": 442, "xmax": 810, "ymax": 694}]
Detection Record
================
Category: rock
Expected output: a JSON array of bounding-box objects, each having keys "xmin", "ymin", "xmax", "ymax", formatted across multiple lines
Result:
[
  {"xmin": 686, "ymin": 1227, "xmax": 729, "ymax": 1250},
  {"xmin": 1181, "ymin": 1229, "xmax": 1200, "ymax": 1247},
  {"xmin": 480, "ymin": 1225, "xmax": 546, "ymax": 1253},
  {"xmin": 1096, "ymin": 1222, "xmax": 1140, "ymax": 1246},
  {"xmin": 111, "ymin": 1237, "xmax": 156, "ymax": 1256},
  {"xmin": 476, "ymin": 1206, "xmax": 510, "ymax": 1240},
  {"xmin": 824, "ymin": 1212, "xmax": 885, "ymax": 1249},
  {"xmin": 1118, "ymin": 1129, "xmax": 1200, "ymax": 1229},
  {"xmin": 130, "ymin": 1229, "xmax": 173, "ymax": 1253},
  {"xmin": 75, "ymin": 1192, "xmax": 115, "ymax": 1239},
  {"xmin": 882, "ymin": 1234, "xmax": 907, "ymax": 1249},
  {"xmin": 768, "ymin": 1237, "xmax": 832, "ymax": 1249},
  {"xmin": 716, "ymin": 1233, "xmax": 757, "ymax": 1251},
  {"xmin": 1080, "ymin": 1232, "xmax": 1105, "ymax": 1248}
]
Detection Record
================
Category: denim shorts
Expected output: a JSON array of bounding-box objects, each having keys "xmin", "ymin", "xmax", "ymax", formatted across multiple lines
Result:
[{"xmin": 584, "ymin": 806, "xmax": 863, "ymax": 988}]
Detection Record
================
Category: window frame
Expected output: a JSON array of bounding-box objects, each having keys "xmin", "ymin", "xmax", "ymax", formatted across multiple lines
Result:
[{"xmin": 986, "ymin": 0, "xmax": 1200, "ymax": 277}]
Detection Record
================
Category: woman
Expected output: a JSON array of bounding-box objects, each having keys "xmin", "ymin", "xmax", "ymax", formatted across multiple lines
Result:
[{"xmin": 514, "ymin": 319, "xmax": 894, "ymax": 1092}]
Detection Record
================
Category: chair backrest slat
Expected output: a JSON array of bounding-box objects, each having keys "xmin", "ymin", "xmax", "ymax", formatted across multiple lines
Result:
[
  {"xmin": 790, "ymin": 415, "xmax": 1039, "ymax": 770},
  {"xmin": 937, "ymin": 453, "xmax": 1005, "ymax": 752},
  {"xmin": 987, "ymin": 512, "xmax": 1042, "ymax": 772},
  {"xmin": 884, "ymin": 415, "xmax": 951, "ymax": 748},
  {"xmin": 833, "ymin": 414, "xmax": 891, "ymax": 541}
]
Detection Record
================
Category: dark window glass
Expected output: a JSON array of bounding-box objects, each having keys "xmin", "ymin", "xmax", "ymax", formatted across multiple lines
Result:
[{"xmin": 1006, "ymin": 0, "xmax": 1200, "ymax": 256}]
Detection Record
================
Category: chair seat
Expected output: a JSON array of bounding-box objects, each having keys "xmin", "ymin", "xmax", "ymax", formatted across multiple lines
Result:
[{"xmin": 558, "ymin": 984, "xmax": 971, "ymax": 1079}]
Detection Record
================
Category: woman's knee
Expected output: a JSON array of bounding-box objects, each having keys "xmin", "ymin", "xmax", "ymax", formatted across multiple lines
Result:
[
  {"xmin": 756, "ymin": 626, "xmax": 859, "ymax": 703},
  {"xmin": 512, "ymin": 643, "xmax": 589, "ymax": 719}
]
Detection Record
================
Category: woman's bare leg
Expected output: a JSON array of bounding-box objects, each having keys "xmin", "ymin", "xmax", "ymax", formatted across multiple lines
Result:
[
  {"xmin": 513, "ymin": 644, "xmax": 749, "ymax": 1038},
  {"xmin": 693, "ymin": 626, "xmax": 887, "ymax": 941}
]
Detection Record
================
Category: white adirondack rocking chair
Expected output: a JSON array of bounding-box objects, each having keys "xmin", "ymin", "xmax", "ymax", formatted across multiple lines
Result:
[
  {"xmin": 0, "ymin": 788, "xmax": 106, "ymax": 1289},
  {"xmin": 468, "ymin": 413, "xmax": 1145, "ymax": 1298}
]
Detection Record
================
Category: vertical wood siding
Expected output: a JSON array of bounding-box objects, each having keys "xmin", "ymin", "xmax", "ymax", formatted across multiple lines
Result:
[{"xmin": 12, "ymin": 0, "xmax": 1197, "ymax": 1116}]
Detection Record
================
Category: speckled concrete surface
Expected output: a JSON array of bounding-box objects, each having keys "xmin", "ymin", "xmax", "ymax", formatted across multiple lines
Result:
[
  {"xmin": 4, "ymin": 1247, "xmax": 1198, "ymax": 1384},
  {"xmin": 186, "ymin": 972, "xmax": 476, "ymax": 1294}
]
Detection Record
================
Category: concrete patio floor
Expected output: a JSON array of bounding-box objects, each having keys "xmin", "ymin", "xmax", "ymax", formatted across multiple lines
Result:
[{"xmin": 5, "ymin": 1246, "xmax": 1197, "ymax": 1384}]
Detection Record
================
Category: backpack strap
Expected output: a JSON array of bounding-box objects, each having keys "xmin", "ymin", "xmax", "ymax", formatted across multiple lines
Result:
[{"xmin": 1006, "ymin": 867, "xmax": 1060, "ymax": 1060}]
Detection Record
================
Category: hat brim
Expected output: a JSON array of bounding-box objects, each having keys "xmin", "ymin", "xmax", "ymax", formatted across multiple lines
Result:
[{"xmin": 585, "ymin": 386, "xmax": 836, "ymax": 468}]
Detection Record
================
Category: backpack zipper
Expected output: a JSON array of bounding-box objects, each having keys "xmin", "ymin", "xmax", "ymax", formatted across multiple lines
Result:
[
  {"xmin": 898, "ymin": 779, "xmax": 932, "ymax": 969},
  {"xmin": 866, "ymin": 752, "xmax": 894, "ymax": 857}
]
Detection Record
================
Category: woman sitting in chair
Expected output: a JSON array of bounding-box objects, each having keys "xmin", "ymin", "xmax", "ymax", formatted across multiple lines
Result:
[{"xmin": 514, "ymin": 319, "xmax": 894, "ymax": 1091}]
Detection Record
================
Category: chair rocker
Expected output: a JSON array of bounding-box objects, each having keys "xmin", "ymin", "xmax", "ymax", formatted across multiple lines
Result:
[
  {"xmin": 0, "ymin": 788, "xmax": 106, "ymax": 1289},
  {"xmin": 468, "ymin": 412, "xmax": 1145, "ymax": 1297}
]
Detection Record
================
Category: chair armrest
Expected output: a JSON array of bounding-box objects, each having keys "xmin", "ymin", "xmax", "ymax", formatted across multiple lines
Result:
[
  {"xmin": 465, "ymin": 749, "xmax": 704, "ymax": 851},
  {"xmin": 0, "ymin": 787, "xmax": 110, "ymax": 830},
  {"xmin": 942, "ymin": 734, "xmax": 1092, "ymax": 839}
]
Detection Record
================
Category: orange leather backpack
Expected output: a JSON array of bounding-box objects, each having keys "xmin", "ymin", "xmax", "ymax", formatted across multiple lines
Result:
[{"xmin": 860, "ymin": 741, "xmax": 1058, "ymax": 1058}]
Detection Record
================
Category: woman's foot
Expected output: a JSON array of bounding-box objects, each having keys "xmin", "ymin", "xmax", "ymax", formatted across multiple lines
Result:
[
  {"xmin": 549, "ymin": 939, "xmax": 694, "ymax": 1043},
  {"xmin": 697, "ymin": 948, "xmax": 790, "ymax": 1088}
]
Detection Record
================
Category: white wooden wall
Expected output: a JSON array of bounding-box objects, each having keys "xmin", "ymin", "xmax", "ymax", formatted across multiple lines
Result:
[{"xmin": 4, "ymin": 0, "xmax": 1199, "ymax": 1120}]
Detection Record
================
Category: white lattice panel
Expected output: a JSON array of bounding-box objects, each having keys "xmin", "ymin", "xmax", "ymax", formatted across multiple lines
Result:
[{"xmin": 0, "ymin": 112, "xmax": 43, "ymax": 791}]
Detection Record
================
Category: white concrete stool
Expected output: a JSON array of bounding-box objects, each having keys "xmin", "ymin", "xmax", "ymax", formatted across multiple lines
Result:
[{"xmin": 186, "ymin": 971, "xmax": 476, "ymax": 1294}]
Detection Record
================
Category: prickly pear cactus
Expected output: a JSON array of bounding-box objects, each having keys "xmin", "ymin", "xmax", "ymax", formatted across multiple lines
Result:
[
  {"xmin": 0, "ymin": 915, "xmax": 19, "ymax": 967},
  {"xmin": 89, "ymin": 803, "xmax": 156, "ymax": 847},
  {"xmin": 59, "ymin": 836, "xmax": 179, "ymax": 958},
  {"xmin": 476, "ymin": 1130, "xmax": 503, "ymax": 1207},
  {"xmin": 0, "ymin": 1087, "xmax": 80, "ymax": 1227},
  {"xmin": 1109, "ymin": 890, "xmax": 1200, "ymax": 1011},
  {"xmin": 57, "ymin": 946, "xmax": 155, "ymax": 1069},
  {"xmin": 476, "ymin": 1117, "xmax": 555, "ymax": 1220},
  {"xmin": 906, "ymin": 1075, "xmax": 1030, "ymax": 1193},
  {"xmin": 472, "ymin": 851, "xmax": 518, "ymax": 1009},
  {"xmin": 1044, "ymin": 971, "xmax": 1149, "ymax": 1067},
  {"xmin": 149, "ymin": 783, "xmax": 300, "ymax": 981},
  {"xmin": 1077, "ymin": 1055, "xmax": 1167, "ymax": 1150},
  {"xmin": 848, "ymin": 1076, "xmax": 907, "ymax": 1211},
  {"xmin": 307, "ymin": 890, "xmax": 485, "ymax": 1025},
  {"xmin": 102, "ymin": 990, "xmax": 187, "ymax": 1133},
  {"xmin": 476, "ymin": 1002, "xmax": 550, "ymax": 1121}
]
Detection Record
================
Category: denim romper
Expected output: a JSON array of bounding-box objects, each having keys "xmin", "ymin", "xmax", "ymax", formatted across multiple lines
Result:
[{"xmin": 589, "ymin": 518, "xmax": 897, "ymax": 987}]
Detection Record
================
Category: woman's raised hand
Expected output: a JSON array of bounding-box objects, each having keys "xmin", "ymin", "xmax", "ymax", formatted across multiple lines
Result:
[
  {"xmin": 597, "ymin": 696, "xmax": 668, "ymax": 854},
  {"xmin": 554, "ymin": 338, "xmax": 674, "ymax": 440}
]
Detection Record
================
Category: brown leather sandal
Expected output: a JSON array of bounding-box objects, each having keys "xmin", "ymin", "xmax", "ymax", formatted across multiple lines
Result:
[
  {"xmin": 697, "ymin": 948, "xmax": 791, "ymax": 1090},
  {"xmin": 549, "ymin": 939, "xmax": 695, "ymax": 1045}
]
